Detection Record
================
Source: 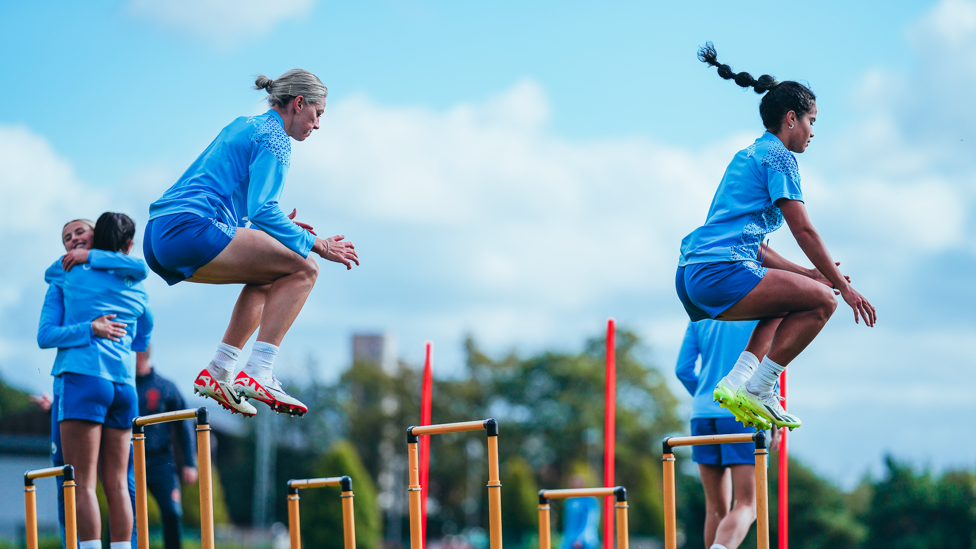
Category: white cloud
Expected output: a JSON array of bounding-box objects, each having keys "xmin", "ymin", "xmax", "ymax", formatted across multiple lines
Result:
[{"xmin": 126, "ymin": 0, "xmax": 315, "ymax": 47}]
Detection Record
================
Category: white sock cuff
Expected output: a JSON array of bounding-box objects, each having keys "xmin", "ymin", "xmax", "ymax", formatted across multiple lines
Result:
[
  {"xmin": 110, "ymin": 542, "xmax": 132, "ymax": 549},
  {"xmin": 761, "ymin": 355, "xmax": 784, "ymax": 371},
  {"xmin": 252, "ymin": 341, "xmax": 279, "ymax": 358},
  {"xmin": 217, "ymin": 342, "xmax": 241, "ymax": 361},
  {"xmin": 79, "ymin": 541, "xmax": 102, "ymax": 549},
  {"xmin": 739, "ymin": 351, "xmax": 760, "ymax": 368},
  {"xmin": 710, "ymin": 545, "xmax": 729, "ymax": 549}
]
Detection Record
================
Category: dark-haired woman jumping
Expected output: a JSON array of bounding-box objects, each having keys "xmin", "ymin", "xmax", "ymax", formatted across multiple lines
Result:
[{"xmin": 676, "ymin": 43, "xmax": 876, "ymax": 431}]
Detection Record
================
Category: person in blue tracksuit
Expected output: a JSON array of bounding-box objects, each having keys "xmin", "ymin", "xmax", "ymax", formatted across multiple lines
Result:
[
  {"xmin": 39, "ymin": 218, "xmax": 146, "ymax": 548},
  {"xmin": 144, "ymin": 68, "xmax": 360, "ymax": 418},
  {"xmin": 135, "ymin": 347, "xmax": 197, "ymax": 549},
  {"xmin": 675, "ymin": 43, "xmax": 876, "ymax": 431},
  {"xmin": 675, "ymin": 320, "xmax": 781, "ymax": 549},
  {"xmin": 39, "ymin": 213, "xmax": 152, "ymax": 549},
  {"xmin": 557, "ymin": 475, "xmax": 600, "ymax": 549}
]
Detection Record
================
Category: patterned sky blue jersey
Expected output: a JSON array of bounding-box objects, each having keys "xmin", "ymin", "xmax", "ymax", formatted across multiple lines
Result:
[
  {"xmin": 678, "ymin": 132, "xmax": 804, "ymax": 270},
  {"xmin": 148, "ymin": 110, "xmax": 315, "ymax": 258},
  {"xmin": 39, "ymin": 252, "xmax": 153, "ymax": 386},
  {"xmin": 675, "ymin": 319, "xmax": 758, "ymax": 419}
]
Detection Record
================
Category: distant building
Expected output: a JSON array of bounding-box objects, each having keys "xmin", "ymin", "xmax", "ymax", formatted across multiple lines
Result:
[{"xmin": 352, "ymin": 333, "xmax": 398, "ymax": 374}]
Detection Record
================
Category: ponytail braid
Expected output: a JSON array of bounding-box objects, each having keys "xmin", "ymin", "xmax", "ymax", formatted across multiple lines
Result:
[{"xmin": 697, "ymin": 42, "xmax": 779, "ymax": 94}]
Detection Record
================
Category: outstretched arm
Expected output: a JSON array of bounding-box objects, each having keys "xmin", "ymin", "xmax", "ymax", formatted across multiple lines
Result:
[{"xmin": 674, "ymin": 324, "xmax": 701, "ymax": 396}]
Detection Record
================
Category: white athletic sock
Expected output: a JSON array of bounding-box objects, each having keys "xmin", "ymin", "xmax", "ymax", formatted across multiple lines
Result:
[
  {"xmin": 710, "ymin": 544, "xmax": 729, "ymax": 549},
  {"xmin": 725, "ymin": 351, "xmax": 760, "ymax": 387},
  {"xmin": 110, "ymin": 542, "xmax": 132, "ymax": 549},
  {"xmin": 746, "ymin": 356, "xmax": 786, "ymax": 395},
  {"xmin": 243, "ymin": 341, "xmax": 279, "ymax": 380},
  {"xmin": 79, "ymin": 541, "xmax": 101, "ymax": 549},
  {"xmin": 208, "ymin": 342, "xmax": 241, "ymax": 383}
]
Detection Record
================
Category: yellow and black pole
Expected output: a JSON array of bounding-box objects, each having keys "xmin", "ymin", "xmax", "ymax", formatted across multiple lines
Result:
[
  {"xmin": 286, "ymin": 476, "xmax": 356, "ymax": 549},
  {"xmin": 132, "ymin": 407, "xmax": 213, "ymax": 549},
  {"xmin": 407, "ymin": 419, "xmax": 501, "ymax": 549},
  {"xmin": 661, "ymin": 432, "xmax": 769, "ymax": 549},
  {"xmin": 24, "ymin": 465, "xmax": 77, "ymax": 549},
  {"xmin": 536, "ymin": 487, "xmax": 629, "ymax": 549}
]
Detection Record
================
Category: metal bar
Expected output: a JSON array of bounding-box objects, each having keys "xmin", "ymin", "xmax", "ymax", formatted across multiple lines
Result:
[
  {"xmin": 64, "ymin": 480, "xmax": 78, "ymax": 549},
  {"xmin": 133, "ymin": 432, "xmax": 149, "ymax": 549},
  {"xmin": 289, "ymin": 477, "xmax": 344, "ymax": 490},
  {"xmin": 408, "ymin": 441, "xmax": 423, "ymax": 549},
  {"xmin": 341, "ymin": 491, "xmax": 357, "ymax": 549},
  {"xmin": 198, "ymin": 424, "xmax": 215, "ymax": 549},
  {"xmin": 486, "ymin": 434, "xmax": 502, "ymax": 549},
  {"xmin": 133, "ymin": 408, "xmax": 198, "ymax": 426},
  {"xmin": 779, "ymin": 370, "xmax": 788, "ymax": 549},
  {"xmin": 662, "ymin": 453, "xmax": 676, "ymax": 549},
  {"xmin": 24, "ymin": 486, "xmax": 37, "ymax": 549},
  {"xmin": 756, "ymin": 447, "xmax": 770, "ymax": 549},
  {"xmin": 541, "ymin": 487, "xmax": 619, "ymax": 499},
  {"xmin": 410, "ymin": 420, "xmax": 487, "ymax": 436},
  {"xmin": 615, "ymin": 502, "xmax": 629, "ymax": 549},
  {"xmin": 25, "ymin": 466, "xmax": 69, "ymax": 480},
  {"xmin": 288, "ymin": 493, "xmax": 301, "ymax": 549},
  {"xmin": 538, "ymin": 503, "xmax": 551, "ymax": 549},
  {"xmin": 664, "ymin": 433, "xmax": 755, "ymax": 447}
]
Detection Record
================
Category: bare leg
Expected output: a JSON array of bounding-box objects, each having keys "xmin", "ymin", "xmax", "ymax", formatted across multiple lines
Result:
[
  {"xmin": 713, "ymin": 465, "xmax": 757, "ymax": 549},
  {"xmin": 222, "ymin": 284, "xmax": 271, "ymax": 348},
  {"xmin": 60, "ymin": 420, "xmax": 102, "ymax": 541},
  {"xmin": 720, "ymin": 270, "xmax": 837, "ymax": 366},
  {"xmin": 743, "ymin": 318, "xmax": 783, "ymax": 358},
  {"xmin": 698, "ymin": 464, "xmax": 731, "ymax": 548},
  {"xmin": 98, "ymin": 427, "xmax": 134, "ymax": 542}
]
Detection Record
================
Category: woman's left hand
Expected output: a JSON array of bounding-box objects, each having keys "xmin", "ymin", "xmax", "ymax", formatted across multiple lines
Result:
[
  {"xmin": 287, "ymin": 209, "xmax": 317, "ymax": 235},
  {"xmin": 61, "ymin": 248, "xmax": 90, "ymax": 271},
  {"xmin": 809, "ymin": 261, "xmax": 848, "ymax": 295},
  {"xmin": 770, "ymin": 425, "xmax": 782, "ymax": 452}
]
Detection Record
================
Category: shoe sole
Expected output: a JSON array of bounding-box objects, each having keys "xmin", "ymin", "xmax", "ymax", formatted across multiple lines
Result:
[
  {"xmin": 735, "ymin": 392, "xmax": 800, "ymax": 430},
  {"xmin": 193, "ymin": 383, "xmax": 257, "ymax": 417},
  {"xmin": 714, "ymin": 385, "xmax": 770, "ymax": 430}
]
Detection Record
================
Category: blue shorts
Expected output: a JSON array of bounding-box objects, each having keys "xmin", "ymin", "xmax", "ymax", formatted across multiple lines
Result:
[
  {"xmin": 54, "ymin": 372, "xmax": 138, "ymax": 429},
  {"xmin": 690, "ymin": 417, "xmax": 757, "ymax": 466},
  {"xmin": 675, "ymin": 261, "xmax": 766, "ymax": 321},
  {"xmin": 144, "ymin": 212, "xmax": 236, "ymax": 286}
]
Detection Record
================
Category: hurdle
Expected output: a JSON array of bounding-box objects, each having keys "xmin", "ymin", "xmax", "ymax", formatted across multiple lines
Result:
[
  {"xmin": 537, "ymin": 486, "xmax": 628, "ymax": 549},
  {"xmin": 286, "ymin": 476, "xmax": 356, "ymax": 549},
  {"xmin": 407, "ymin": 419, "xmax": 501, "ymax": 549},
  {"xmin": 662, "ymin": 431, "xmax": 769, "ymax": 549},
  {"xmin": 132, "ymin": 407, "xmax": 214, "ymax": 549},
  {"xmin": 24, "ymin": 465, "xmax": 77, "ymax": 549}
]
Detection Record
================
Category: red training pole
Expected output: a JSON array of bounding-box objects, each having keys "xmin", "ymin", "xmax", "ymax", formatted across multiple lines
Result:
[
  {"xmin": 420, "ymin": 341, "xmax": 433, "ymax": 548},
  {"xmin": 603, "ymin": 319, "xmax": 616, "ymax": 549},
  {"xmin": 778, "ymin": 369, "xmax": 788, "ymax": 549}
]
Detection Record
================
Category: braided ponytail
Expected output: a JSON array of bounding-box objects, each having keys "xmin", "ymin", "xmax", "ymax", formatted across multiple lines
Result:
[{"xmin": 698, "ymin": 42, "xmax": 816, "ymax": 132}]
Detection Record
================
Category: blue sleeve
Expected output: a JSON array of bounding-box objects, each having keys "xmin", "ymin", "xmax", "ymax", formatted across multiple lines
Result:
[
  {"xmin": 675, "ymin": 323, "xmax": 700, "ymax": 396},
  {"xmin": 88, "ymin": 250, "xmax": 149, "ymax": 281},
  {"xmin": 132, "ymin": 304, "xmax": 153, "ymax": 353},
  {"xmin": 37, "ymin": 283, "xmax": 92, "ymax": 349},
  {"xmin": 761, "ymin": 146, "xmax": 804, "ymax": 203},
  {"xmin": 246, "ymin": 147, "xmax": 316, "ymax": 258}
]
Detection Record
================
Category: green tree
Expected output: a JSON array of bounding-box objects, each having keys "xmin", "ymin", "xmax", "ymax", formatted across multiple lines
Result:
[
  {"xmin": 501, "ymin": 456, "xmax": 540, "ymax": 544},
  {"xmin": 301, "ymin": 440, "xmax": 382, "ymax": 549}
]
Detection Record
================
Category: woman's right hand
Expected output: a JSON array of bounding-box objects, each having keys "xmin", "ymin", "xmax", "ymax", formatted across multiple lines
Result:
[
  {"xmin": 313, "ymin": 235, "xmax": 360, "ymax": 270},
  {"xmin": 840, "ymin": 287, "xmax": 876, "ymax": 327},
  {"xmin": 61, "ymin": 248, "xmax": 90, "ymax": 271},
  {"xmin": 92, "ymin": 314, "xmax": 127, "ymax": 341}
]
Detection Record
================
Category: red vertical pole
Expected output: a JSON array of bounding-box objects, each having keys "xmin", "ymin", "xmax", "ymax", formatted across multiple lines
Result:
[
  {"xmin": 604, "ymin": 319, "xmax": 616, "ymax": 549},
  {"xmin": 420, "ymin": 341, "xmax": 433, "ymax": 548},
  {"xmin": 778, "ymin": 369, "xmax": 788, "ymax": 549}
]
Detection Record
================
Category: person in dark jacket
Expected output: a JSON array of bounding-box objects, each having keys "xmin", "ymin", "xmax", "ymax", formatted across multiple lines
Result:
[{"xmin": 136, "ymin": 347, "xmax": 197, "ymax": 549}]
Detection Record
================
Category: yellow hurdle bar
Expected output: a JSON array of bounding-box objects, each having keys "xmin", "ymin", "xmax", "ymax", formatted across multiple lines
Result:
[
  {"xmin": 407, "ymin": 419, "xmax": 501, "ymax": 549},
  {"xmin": 24, "ymin": 465, "xmax": 77, "ymax": 549},
  {"xmin": 661, "ymin": 432, "xmax": 769, "ymax": 549},
  {"xmin": 132, "ymin": 407, "xmax": 213, "ymax": 549},
  {"xmin": 286, "ymin": 476, "xmax": 356, "ymax": 549},
  {"xmin": 538, "ymin": 486, "xmax": 629, "ymax": 549}
]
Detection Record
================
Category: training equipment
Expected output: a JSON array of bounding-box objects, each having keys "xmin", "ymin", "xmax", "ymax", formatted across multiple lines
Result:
[
  {"xmin": 713, "ymin": 377, "xmax": 771, "ymax": 430},
  {"xmin": 193, "ymin": 368, "xmax": 257, "ymax": 416},
  {"xmin": 604, "ymin": 318, "xmax": 616, "ymax": 549},
  {"xmin": 407, "ymin": 419, "xmax": 501, "ymax": 549},
  {"xmin": 734, "ymin": 387, "xmax": 800, "ymax": 430},
  {"xmin": 132, "ymin": 407, "xmax": 215, "ymax": 549},
  {"xmin": 538, "ymin": 486, "xmax": 629, "ymax": 549},
  {"xmin": 234, "ymin": 371, "xmax": 308, "ymax": 416},
  {"xmin": 24, "ymin": 465, "xmax": 77, "ymax": 549},
  {"xmin": 287, "ymin": 476, "xmax": 356, "ymax": 549},
  {"xmin": 419, "ymin": 341, "xmax": 433, "ymax": 547},
  {"xmin": 662, "ymin": 432, "xmax": 770, "ymax": 549},
  {"xmin": 778, "ymin": 370, "xmax": 789, "ymax": 549}
]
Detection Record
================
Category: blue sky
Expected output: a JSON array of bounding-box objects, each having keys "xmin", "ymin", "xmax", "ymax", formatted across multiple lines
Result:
[{"xmin": 2, "ymin": 1, "xmax": 974, "ymax": 487}]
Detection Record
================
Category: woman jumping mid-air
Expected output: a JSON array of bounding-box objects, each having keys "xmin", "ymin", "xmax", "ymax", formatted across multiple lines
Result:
[
  {"xmin": 675, "ymin": 43, "xmax": 876, "ymax": 431},
  {"xmin": 145, "ymin": 69, "xmax": 359, "ymax": 417}
]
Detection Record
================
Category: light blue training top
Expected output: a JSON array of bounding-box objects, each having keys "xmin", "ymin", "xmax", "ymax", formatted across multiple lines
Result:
[
  {"xmin": 148, "ymin": 109, "xmax": 316, "ymax": 258},
  {"xmin": 678, "ymin": 132, "xmax": 804, "ymax": 268},
  {"xmin": 558, "ymin": 497, "xmax": 600, "ymax": 549},
  {"xmin": 38, "ymin": 251, "xmax": 153, "ymax": 386},
  {"xmin": 675, "ymin": 319, "xmax": 759, "ymax": 420}
]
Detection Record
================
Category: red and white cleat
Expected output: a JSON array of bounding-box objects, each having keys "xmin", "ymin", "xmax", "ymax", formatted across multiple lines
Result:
[
  {"xmin": 233, "ymin": 371, "xmax": 308, "ymax": 417},
  {"xmin": 192, "ymin": 368, "xmax": 257, "ymax": 417}
]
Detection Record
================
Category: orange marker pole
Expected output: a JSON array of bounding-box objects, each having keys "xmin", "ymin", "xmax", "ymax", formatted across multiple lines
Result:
[
  {"xmin": 420, "ymin": 341, "xmax": 433, "ymax": 548},
  {"xmin": 604, "ymin": 318, "xmax": 616, "ymax": 549}
]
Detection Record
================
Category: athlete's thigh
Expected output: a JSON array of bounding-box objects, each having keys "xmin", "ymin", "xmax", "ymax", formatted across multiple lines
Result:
[
  {"xmin": 720, "ymin": 269, "xmax": 834, "ymax": 321},
  {"xmin": 190, "ymin": 227, "xmax": 313, "ymax": 285},
  {"xmin": 728, "ymin": 464, "xmax": 756, "ymax": 506}
]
